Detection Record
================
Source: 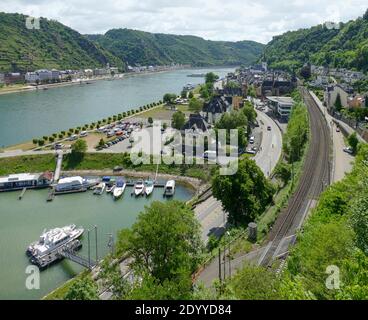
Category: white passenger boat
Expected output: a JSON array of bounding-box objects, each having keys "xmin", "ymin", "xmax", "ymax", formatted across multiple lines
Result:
[
  {"xmin": 113, "ymin": 179, "xmax": 126, "ymax": 199},
  {"xmin": 26, "ymin": 225, "xmax": 84, "ymax": 269},
  {"xmin": 134, "ymin": 179, "xmax": 145, "ymax": 196},
  {"xmin": 144, "ymin": 179, "xmax": 154, "ymax": 196},
  {"xmin": 93, "ymin": 182, "xmax": 106, "ymax": 195},
  {"xmin": 163, "ymin": 180, "xmax": 175, "ymax": 197}
]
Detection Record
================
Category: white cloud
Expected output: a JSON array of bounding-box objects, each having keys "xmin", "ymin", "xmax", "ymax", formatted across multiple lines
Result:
[{"xmin": 0, "ymin": 0, "xmax": 367, "ymax": 43}]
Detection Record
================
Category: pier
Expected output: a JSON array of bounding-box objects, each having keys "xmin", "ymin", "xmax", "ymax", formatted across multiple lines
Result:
[
  {"xmin": 58, "ymin": 248, "xmax": 96, "ymax": 270},
  {"xmin": 53, "ymin": 151, "xmax": 63, "ymax": 182}
]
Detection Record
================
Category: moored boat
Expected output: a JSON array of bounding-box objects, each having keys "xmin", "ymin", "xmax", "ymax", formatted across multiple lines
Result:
[
  {"xmin": 106, "ymin": 182, "xmax": 115, "ymax": 193},
  {"xmin": 163, "ymin": 180, "xmax": 175, "ymax": 197},
  {"xmin": 26, "ymin": 225, "xmax": 84, "ymax": 269},
  {"xmin": 134, "ymin": 179, "xmax": 144, "ymax": 196},
  {"xmin": 113, "ymin": 179, "xmax": 126, "ymax": 199},
  {"xmin": 144, "ymin": 179, "xmax": 154, "ymax": 196},
  {"xmin": 93, "ymin": 182, "xmax": 106, "ymax": 195}
]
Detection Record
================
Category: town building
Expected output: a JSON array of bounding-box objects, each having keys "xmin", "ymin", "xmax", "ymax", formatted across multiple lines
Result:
[
  {"xmin": 324, "ymin": 84, "xmax": 350, "ymax": 111},
  {"xmin": 4, "ymin": 72, "xmax": 24, "ymax": 84},
  {"xmin": 266, "ymin": 96, "xmax": 295, "ymax": 120},
  {"xmin": 182, "ymin": 114, "xmax": 209, "ymax": 133},
  {"xmin": 202, "ymin": 96, "xmax": 231, "ymax": 124}
]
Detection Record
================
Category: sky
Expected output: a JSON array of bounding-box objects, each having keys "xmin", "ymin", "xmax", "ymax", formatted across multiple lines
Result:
[{"xmin": 0, "ymin": 0, "xmax": 367, "ymax": 43}]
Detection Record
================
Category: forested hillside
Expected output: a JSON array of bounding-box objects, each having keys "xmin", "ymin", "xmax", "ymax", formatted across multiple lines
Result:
[
  {"xmin": 87, "ymin": 28, "xmax": 264, "ymax": 67},
  {"xmin": 0, "ymin": 12, "xmax": 125, "ymax": 72},
  {"xmin": 263, "ymin": 9, "xmax": 368, "ymax": 72}
]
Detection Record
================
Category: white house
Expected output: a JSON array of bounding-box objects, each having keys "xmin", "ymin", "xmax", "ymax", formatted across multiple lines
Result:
[{"xmin": 25, "ymin": 72, "xmax": 39, "ymax": 83}]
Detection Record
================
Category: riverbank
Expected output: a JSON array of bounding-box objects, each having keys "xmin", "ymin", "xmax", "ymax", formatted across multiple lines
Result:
[
  {"xmin": 0, "ymin": 66, "xmax": 193, "ymax": 97},
  {"xmin": 0, "ymin": 152, "xmax": 215, "ymax": 181}
]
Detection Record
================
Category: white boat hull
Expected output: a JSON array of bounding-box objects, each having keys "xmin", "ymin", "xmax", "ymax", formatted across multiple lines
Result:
[{"xmin": 113, "ymin": 184, "xmax": 126, "ymax": 199}]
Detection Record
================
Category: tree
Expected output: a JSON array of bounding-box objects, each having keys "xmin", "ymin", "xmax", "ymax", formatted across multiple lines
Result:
[
  {"xmin": 205, "ymin": 72, "xmax": 219, "ymax": 85},
  {"xmin": 350, "ymin": 192, "xmax": 368, "ymax": 254},
  {"xmin": 347, "ymin": 132, "xmax": 359, "ymax": 154},
  {"xmin": 283, "ymin": 103, "xmax": 309, "ymax": 162},
  {"xmin": 147, "ymin": 117, "xmax": 153, "ymax": 126},
  {"xmin": 241, "ymin": 102, "xmax": 257, "ymax": 124},
  {"xmin": 172, "ymin": 111, "xmax": 186, "ymax": 130},
  {"xmin": 225, "ymin": 264, "xmax": 281, "ymax": 300},
  {"xmin": 188, "ymin": 97, "xmax": 203, "ymax": 113},
  {"xmin": 188, "ymin": 91, "xmax": 194, "ymax": 99},
  {"xmin": 163, "ymin": 93, "xmax": 177, "ymax": 104},
  {"xmin": 64, "ymin": 277, "xmax": 99, "ymax": 300},
  {"xmin": 97, "ymin": 138, "xmax": 105, "ymax": 148},
  {"xmin": 335, "ymin": 93, "xmax": 343, "ymax": 112},
  {"xmin": 212, "ymin": 157, "xmax": 275, "ymax": 225},
  {"xmin": 117, "ymin": 201, "xmax": 203, "ymax": 295},
  {"xmin": 71, "ymin": 139, "xmax": 87, "ymax": 155},
  {"xmin": 181, "ymin": 90, "xmax": 187, "ymax": 99},
  {"xmin": 274, "ymin": 162, "xmax": 292, "ymax": 186}
]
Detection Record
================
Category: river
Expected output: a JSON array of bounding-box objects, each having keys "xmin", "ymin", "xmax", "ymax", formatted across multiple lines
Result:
[{"xmin": 0, "ymin": 67, "xmax": 234, "ymax": 147}]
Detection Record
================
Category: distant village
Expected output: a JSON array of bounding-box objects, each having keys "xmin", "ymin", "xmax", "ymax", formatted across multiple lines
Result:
[
  {"xmin": 0, "ymin": 63, "xmax": 188, "ymax": 86},
  {"xmin": 180, "ymin": 62, "xmax": 298, "ymax": 136}
]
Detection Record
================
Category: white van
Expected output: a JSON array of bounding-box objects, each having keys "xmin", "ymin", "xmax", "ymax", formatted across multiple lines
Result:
[
  {"xmin": 249, "ymin": 136, "xmax": 255, "ymax": 144},
  {"xmin": 203, "ymin": 150, "xmax": 217, "ymax": 160}
]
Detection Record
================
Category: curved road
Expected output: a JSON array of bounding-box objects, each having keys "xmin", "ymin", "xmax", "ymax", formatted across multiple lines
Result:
[{"xmin": 195, "ymin": 108, "xmax": 283, "ymax": 242}]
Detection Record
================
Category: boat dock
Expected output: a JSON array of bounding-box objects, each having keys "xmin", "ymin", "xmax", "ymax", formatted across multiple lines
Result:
[
  {"xmin": 53, "ymin": 151, "xmax": 63, "ymax": 182},
  {"xmin": 58, "ymin": 248, "xmax": 96, "ymax": 270}
]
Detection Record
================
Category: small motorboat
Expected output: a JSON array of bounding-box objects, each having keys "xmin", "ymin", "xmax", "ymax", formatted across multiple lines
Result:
[
  {"xmin": 113, "ymin": 179, "xmax": 126, "ymax": 199},
  {"xmin": 93, "ymin": 182, "xmax": 106, "ymax": 195},
  {"xmin": 163, "ymin": 180, "xmax": 175, "ymax": 197},
  {"xmin": 144, "ymin": 179, "xmax": 154, "ymax": 196},
  {"xmin": 106, "ymin": 182, "xmax": 115, "ymax": 193},
  {"xmin": 134, "ymin": 179, "xmax": 144, "ymax": 197}
]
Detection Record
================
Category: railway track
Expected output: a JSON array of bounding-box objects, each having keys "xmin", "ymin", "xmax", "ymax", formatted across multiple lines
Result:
[{"xmin": 259, "ymin": 87, "xmax": 331, "ymax": 267}]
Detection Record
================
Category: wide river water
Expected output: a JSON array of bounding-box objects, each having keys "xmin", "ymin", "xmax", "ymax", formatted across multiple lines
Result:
[
  {"xmin": 0, "ymin": 67, "xmax": 234, "ymax": 300},
  {"xmin": 0, "ymin": 67, "xmax": 234, "ymax": 147}
]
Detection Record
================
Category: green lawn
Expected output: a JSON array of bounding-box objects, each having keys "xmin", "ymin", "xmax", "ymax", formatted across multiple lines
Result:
[{"xmin": 0, "ymin": 153, "xmax": 216, "ymax": 181}]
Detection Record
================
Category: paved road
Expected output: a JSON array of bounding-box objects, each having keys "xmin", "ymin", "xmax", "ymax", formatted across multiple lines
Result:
[
  {"xmin": 254, "ymin": 109, "xmax": 283, "ymax": 177},
  {"xmin": 309, "ymin": 91, "xmax": 354, "ymax": 182}
]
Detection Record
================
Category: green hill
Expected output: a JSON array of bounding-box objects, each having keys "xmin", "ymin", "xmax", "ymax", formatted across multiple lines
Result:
[
  {"xmin": 87, "ymin": 28, "xmax": 264, "ymax": 67},
  {"xmin": 263, "ymin": 9, "xmax": 368, "ymax": 72},
  {"xmin": 0, "ymin": 12, "xmax": 125, "ymax": 72}
]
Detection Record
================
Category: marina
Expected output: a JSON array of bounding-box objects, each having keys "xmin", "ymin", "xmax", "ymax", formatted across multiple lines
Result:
[{"xmin": 0, "ymin": 183, "xmax": 194, "ymax": 299}]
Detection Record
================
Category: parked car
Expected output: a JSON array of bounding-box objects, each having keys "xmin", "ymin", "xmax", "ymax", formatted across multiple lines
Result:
[
  {"xmin": 68, "ymin": 134, "xmax": 78, "ymax": 141},
  {"xmin": 336, "ymin": 127, "xmax": 340, "ymax": 132},
  {"xmin": 107, "ymin": 131, "xmax": 115, "ymax": 138},
  {"xmin": 267, "ymin": 126, "xmax": 272, "ymax": 131},
  {"xmin": 54, "ymin": 143, "xmax": 64, "ymax": 150},
  {"xmin": 80, "ymin": 131, "xmax": 88, "ymax": 137},
  {"xmin": 343, "ymin": 146, "xmax": 354, "ymax": 154},
  {"xmin": 245, "ymin": 148, "xmax": 256, "ymax": 155},
  {"xmin": 249, "ymin": 136, "xmax": 255, "ymax": 144}
]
